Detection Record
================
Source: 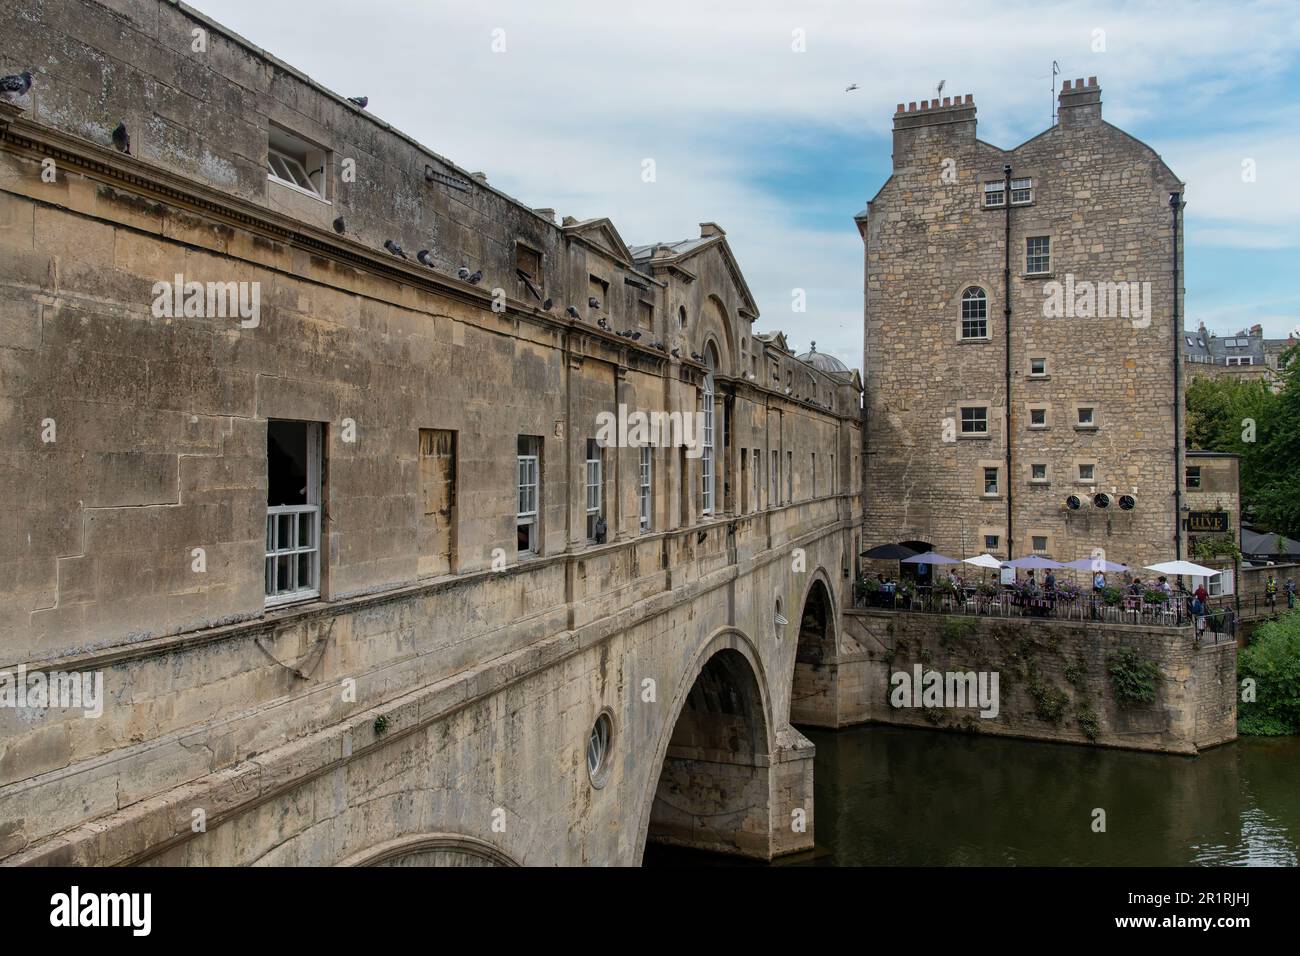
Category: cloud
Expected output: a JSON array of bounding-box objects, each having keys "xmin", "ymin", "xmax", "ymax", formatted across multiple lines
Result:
[{"xmin": 195, "ymin": 0, "xmax": 1300, "ymax": 367}]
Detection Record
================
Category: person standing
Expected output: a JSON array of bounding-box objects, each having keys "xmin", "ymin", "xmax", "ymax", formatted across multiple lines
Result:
[
  {"xmin": 1093, "ymin": 570, "xmax": 1106, "ymax": 593},
  {"xmin": 1286, "ymin": 578, "xmax": 1296, "ymax": 610},
  {"xmin": 1266, "ymin": 574, "xmax": 1278, "ymax": 614}
]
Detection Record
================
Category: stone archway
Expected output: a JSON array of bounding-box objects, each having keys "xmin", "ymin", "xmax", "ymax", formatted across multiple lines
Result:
[
  {"xmin": 336, "ymin": 832, "xmax": 519, "ymax": 867},
  {"xmin": 790, "ymin": 573, "xmax": 839, "ymax": 727},
  {"xmin": 636, "ymin": 629, "xmax": 812, "ymax": 862}
]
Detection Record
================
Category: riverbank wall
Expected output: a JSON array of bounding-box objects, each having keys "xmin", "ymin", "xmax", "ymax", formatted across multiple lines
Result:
[{"xmin": 812, "ymin": 609, "xmax": 1236, "ymax": 754}]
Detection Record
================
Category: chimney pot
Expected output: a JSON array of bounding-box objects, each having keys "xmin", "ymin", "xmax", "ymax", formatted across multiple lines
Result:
[
  {"xmin": 964, "ymin": 93, "xmax": 972, "ymax": 104},
  {"xmin": 908, "ymin": 101, "xmax": 917, "ymax": 112},
  {"xmin": 1075, "ymin": 77, "xmax": 1084, "ymax": 87},
  {"xmin": 1062, "ymin": 79, "xmax": 1071, "ymax": 91},
  {"xmin": 1087, "ymin": 75, "xmax": 1097, "ymax": 86},
  {"xmin": 896, "ymin": 103, "xmax": 905, "ymax": 113},
  {"xmin": 942, "ymin": 96, "xmax": 951, "ymax": 106}
]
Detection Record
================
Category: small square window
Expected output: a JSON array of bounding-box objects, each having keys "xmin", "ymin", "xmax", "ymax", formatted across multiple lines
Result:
[
  {"xmin": 1077, "ymin": 407, "xmax": 1095, "ymax": 426},
  {"xmin": 961, "ymin": 407, "xmax": 988, "ymax": 434},
  {"xmin": 1079, "ymin": 463, "xmax": 1095, "ymax": 482},
  {"xmin": 1186, "ymin": 466, "xmax": 1202, "ymax": 489},
  {"xmin": 1032, "ymin": 535, "xmax": 1048, "ymax": 553},
  {"xmin": 1029, "ymin": 408, "xmax": 1047, "ymax": 427},
  {"xmin": 1026, "ymin": 236, "xmax": 1050, "ymax": 275},
  {"xmin": 984, "ymin": 534, "xmax": 999, "ymax": 552},
  {"xmin": 1031, "ymin": 463, "xmax": 1047, "ymax": 481},
  {"xmin": 1029, "ymin": 358, "xmax": 1047, "ymax": 376},
  {"xmin": 983, "ymin": 467, "xmax": 999, "ymax": 495}
]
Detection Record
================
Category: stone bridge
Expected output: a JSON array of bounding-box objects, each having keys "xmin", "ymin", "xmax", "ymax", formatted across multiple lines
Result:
[{"xmin": 3, "ymin": 512, "xmax": 854, "ymax": 866}]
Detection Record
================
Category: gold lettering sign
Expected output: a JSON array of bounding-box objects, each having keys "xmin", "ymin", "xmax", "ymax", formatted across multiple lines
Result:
[{"xmin": 1188, "ymin": 511, "xmax": 1229, "ymax": 534}]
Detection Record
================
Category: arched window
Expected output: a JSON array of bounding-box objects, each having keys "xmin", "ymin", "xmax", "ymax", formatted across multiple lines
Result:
[
  {"xmin": 961, "ymin": 287, "xmax": 988, "ymax": 339},
  {"xmin": 701, "ymin": 352, "xmax": 715, "ymax": 515}
]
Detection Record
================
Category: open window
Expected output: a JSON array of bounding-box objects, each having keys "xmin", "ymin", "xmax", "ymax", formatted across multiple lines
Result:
[
  {"xmin": 517, "ymin": 436, "xmax": 541, "ymax": 554},
  {"xmin": 266, "ymin": 420, "xmax": 323, "ymax": 606},
  {"xmin": 267, "ymin": 126, "xmax": 328, "ymax": 200}
]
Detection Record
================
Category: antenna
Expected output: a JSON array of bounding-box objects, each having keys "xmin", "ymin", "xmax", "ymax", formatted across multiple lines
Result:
[
  {"xmin": 1051, "ymin": 60, "xmax": 1060, "ymax": 125},
  {"xmin": 936, "ymin": 79, "xmax": 945, "ymax": 99}
]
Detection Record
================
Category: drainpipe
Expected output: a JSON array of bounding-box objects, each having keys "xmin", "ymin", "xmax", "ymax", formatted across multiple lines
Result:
[
  {"xmin": 1004, "ymin": 164, "xmax": 1014, "ymax": 560},
  {"xmin": 1170, "ymin": 191, "xmax": 1183, "ymax": 562}
]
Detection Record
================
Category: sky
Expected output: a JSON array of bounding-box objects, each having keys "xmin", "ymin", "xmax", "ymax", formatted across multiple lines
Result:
[{"xmin": 197, "ymin": 0, "xmax": 1300, "ymax": 371}]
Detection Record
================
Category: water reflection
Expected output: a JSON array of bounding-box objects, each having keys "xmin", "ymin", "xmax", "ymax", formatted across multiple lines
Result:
[{"xmin": 796, "ymin": 727, "xmax": 1299, "ymax": 866}]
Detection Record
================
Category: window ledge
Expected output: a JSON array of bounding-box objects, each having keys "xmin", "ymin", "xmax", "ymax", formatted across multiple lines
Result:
[
  {"xmin": 1022, "ymin": 272, "xmax": 1054, "ymax": 280},
  {"xmin": 958, "ymin": 432, "xmax": 992, "ymax": 440},
  {"xmin": 268, "ymin": 176, "xmax": 332, "ymax": 205},
  {"xmin": 1074, "ymin": 424, "xmax": 1099, "ymax": 431},
  {"xmin": 957, "ymin": 336, "xmax": 992, "ymax": 344},
  {"xmin": 1026, "ymin": 374, "xmax": 1051, "ymax": 382}
]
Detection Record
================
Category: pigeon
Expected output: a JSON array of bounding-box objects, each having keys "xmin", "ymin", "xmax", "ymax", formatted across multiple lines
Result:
[
  {"xmin": 466, "ymin": 269, "xmax": 482, "ymax": 285},
  {"xmin": 347, "ymin": 96, "xmax": 368, "ymax": 109},
  {"xmin": 111, "ymin": 122, "xmax": 130, "ymax": 155},
  {"xmin": 565, "ymin": 306, "xmax": 580, "ymax": 319},
  {"xmin": 0, "ymin": 71, "xmax": 33, "ymax": 97},
  {"xmin": 691, "ymin": 351, "xmax": 705, "ymax": 363},
  {"xmin": 383, "ymin": 239, "xmax": 407, "ymax": 258},
  {"xmin": 542, "ymin": 298, "xmax": 553, "ymax": 311},
  {"xmin": 844, "ymin": 83, "xmax": 859, "ymax": 92},
  {"xmin": 597, "ymin": 317, "xmax": 610, "ymax": 331},
  {"xmin": 588, "ymin": 296, "xmax": 600, "ymax": 309},
  {"xmin": 650, "ymin": 341, "xmax": 665, "ymax": 352},
  {"xmin": 457, "ymin": 266, "xmax": 471, "ymax": 280},
  {"xmin": 629, "ymin": 331, "xmax": 641, "ymax": 340},
  {"xmin": 417, "ymin": 249, "xmax": 434, "ymax": 266},
  {"xmin": 332, "ymin": 217, "xmax": 346, "ymax": 234},
  {"xmin": 671, "ymin": 348, "xmax": 680, "ymax": 358}
]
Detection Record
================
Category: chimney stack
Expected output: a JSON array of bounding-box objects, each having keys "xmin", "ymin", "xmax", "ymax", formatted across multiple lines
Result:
[
  {"xmin": 891, "ymin": 94, "xmax": 976, "ymax": 170},
  {"xmin": 1058, "ymin": 76, "xmax": 1101, "ymax": 128}
]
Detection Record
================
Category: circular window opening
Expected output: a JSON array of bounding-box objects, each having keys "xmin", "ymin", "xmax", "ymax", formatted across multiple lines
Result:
[{"xmin": 586, "ymin": 711, "xmax": 613, "ymax": 788}]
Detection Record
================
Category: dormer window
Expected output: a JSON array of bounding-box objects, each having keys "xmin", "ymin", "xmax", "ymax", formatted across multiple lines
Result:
[{"xmin": 267, "ymin": 126, "xmax": 328, "ymax": 200}]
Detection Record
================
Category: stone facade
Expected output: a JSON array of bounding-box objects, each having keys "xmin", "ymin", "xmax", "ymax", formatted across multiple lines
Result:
[
  {"xmin": 835, "ymin": 609, "xmax": 1236, "ymax": 754},
  {"xmin": 0, "ymin": 0, "xmax": 861, "ymax": 864},
  {"xmin": 1184, "ymin": 322, "xmax": 1295, "ymax": 392},
  {"xmin": 858, "ymin": 79, "xmax": 1186, "ymax": 570}
]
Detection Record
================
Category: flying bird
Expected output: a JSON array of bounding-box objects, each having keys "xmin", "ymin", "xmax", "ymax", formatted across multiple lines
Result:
[
  {"xmin": 844, "ymin": 83, "xmax": 859, "ymax": 92},
  {"xmin": 417, "ymin": 249, "xmax": 434, "ymax": 266},
  {"xmin": 383, "ymin": 239, "xmax": 407, "ymax": 258},
  {"xmin": 347, "ymin": 96, "xmax": 368, "ymax": 109},
  {"xmin": 565, "ymin": 306, "xmax": 580, "ymax": 319},
  {"xmin": 0, "ymin": 71, "xmax": 33, "ymax": 97},
  {"xmin": 111, "ymin": 122, "xmax": 130, "ymax": 155}
]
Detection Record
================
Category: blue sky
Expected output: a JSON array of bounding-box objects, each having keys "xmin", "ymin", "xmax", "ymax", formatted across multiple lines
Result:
[{"xmin": 198, "ymin": 0, "xmax": 1300, "ymax": 370}]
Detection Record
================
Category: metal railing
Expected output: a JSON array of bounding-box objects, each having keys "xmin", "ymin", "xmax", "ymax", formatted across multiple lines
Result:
[{"xmin": 851, "ymin": 583, "xmax": 1240, "ymax": 641}]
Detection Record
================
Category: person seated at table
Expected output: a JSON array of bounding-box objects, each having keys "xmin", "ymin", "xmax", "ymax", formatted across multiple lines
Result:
[
  {"xmin": 1128, "ymin": 578, "xmax": 1143, "ymax": 597},
  {"xmin": 947, "ymin": 569, "xmax": 962, "ymax": 588},
  {"xmin": 1158, "ymin": 576, "xmax": 1173, "ymax": 600}
]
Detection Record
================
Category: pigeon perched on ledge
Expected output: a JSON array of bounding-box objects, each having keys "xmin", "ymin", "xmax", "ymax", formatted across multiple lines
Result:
[
  {"xmin": 542, "ymin": 298, "xmax": 553, "ymax": 311},
  {"xmin": 347, "ymin": 96, "xmax": 368, "ymax": 109},
  {"xmin": 565, "ymin": 306, "xmax": 580, "ymax": 319},
  {"xmin": 466, "ymin": 269, "xmax": 482, "ymax": 285},
  {"xmin": 0, "ymin": 71, "xmax": 33, "ymax": 97},
  {"xmin": 597, "ymin": 317, "xmax": 611, "ymax": 331},
  {"xmin": 671, "ymin": 348, "xmax": 680, "ymax": 358},
  {"xmin": 588, "ymin": 297, "xmax": 600, "ymax": 309},
  {"xmin": 332, "ymin": 217, "xmax": 346, "ymax": 234},
  {"xmin": 383, "ymin": 239, "xmax": 407, "ymax": 258},
  {"xmin": 111, "ymin": 122, "xmax": 131, "ymax": 155},
  {"xmin": 690, "ymin": 351, "xmax": 705, "ymax": 363},
  {"xmin": 417, "ymin": 249, "xmax": 434, "ymax": 266},
  {"xmin": 650, "ymin": 341, "xmax": 665, "ymax": 352},
  {"xmin": 457, "ymin": 266, "xmax": 471, "ymax": 280}
]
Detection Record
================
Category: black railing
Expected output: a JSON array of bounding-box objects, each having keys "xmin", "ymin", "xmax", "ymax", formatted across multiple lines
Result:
[{"xmin": 851, "ymin": 583, "xmax": 1238, "ymax": 641}]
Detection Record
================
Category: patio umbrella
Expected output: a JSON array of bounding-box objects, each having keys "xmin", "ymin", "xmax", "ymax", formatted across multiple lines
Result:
[
  {"xmin": 901, "ymin": 552, "xmax": 961, "ymax": 565},
  {"xmin": 1063, "ymin": 558, "xmax": 1129, "ymax": 572},
  {"xmin": 962, "ymin": 553, "xmax": 1003, "ymax": 569},
  {"xmin": 1005, "ymin": 555, "xmax": 1064, "ymax": 569},
  {"xmin": 859, "ymin": 543, "xmax": 919, "ymax": 560},
  {"xmin": 1144, "ymin": 560, "xmax": 1219, "ymax": 577}
]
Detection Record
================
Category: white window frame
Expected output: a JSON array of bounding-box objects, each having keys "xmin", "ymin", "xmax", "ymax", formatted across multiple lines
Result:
[
  {"xmin": 1077, "ymin": 406, "xmax": 1095, "ymax": 426},
  {"xmin": 1226, "ymin": 356, "xmax": 1254, "ymax": 366},
  {"xmin": 267, "ymin": 128, "xmax": 328, "ymax": 201},
  {"xmin": 517, "ymin": 444, "xmax": 540, "ymax": 554},
  {"xmin": 1078, "ymin": 463, "xmax": 1095, "ymax": 482},
  {"xmin": 1010, "ymin": 177, "xmax": 1033, "ymax": 205},
  {"xmin": 983, "ymin": 466, "xmax": 999, "ymax": 496},
  {"xmin": 1026, "ymin": 236, "xmax": 1051, "ymax": 275},
  {"xmin": 1029, "ymin": 357, "xmax": 1047, "ymax": 376},
  {"xmin": 586, "ymin": 440, "xmax": 603, "ymax": 541},
  {"xmin": 701, "ymin": 372, "xmax": 715, "ymax": 515},
  {"xmin": 983, "ymin": 182, "xmax": 1005, "ymax": 207},
  {"xmin": 265, "ymin": 421, "xmax": 322, "ymax": 607},
  {"xmin": 960, "ymin": 287, "xmax": 988, "ymax": 339},
  {"xmin": 639, "ymin": 446, "xmax": 652, "ymax": 532}
]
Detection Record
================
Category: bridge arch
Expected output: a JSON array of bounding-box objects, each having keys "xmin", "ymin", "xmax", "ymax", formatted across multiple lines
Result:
[
  {"xmin": 790, "ymin": 568, "xmax": 840, "ymax": 727},
  {"xmin": 635, "ymin": 627, "xmax": 777, "ymax": 861},
  {"xmin": 336, "ymin": 832, "xmax": 519, "ymax": 867}
]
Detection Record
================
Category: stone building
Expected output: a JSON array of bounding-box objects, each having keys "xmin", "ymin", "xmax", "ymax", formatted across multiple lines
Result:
[
  {"xmin": 1183, "ymin": 451, "xmax": 1241, "ymax": 597},
  {"xmin": 0, "ymin": 0, "xmax": 861, "ymax": 864},
  {"xmin": 857, "ymin": 78, "xmax": 1187, "ymax": 570},
  {"xmin": 1184, "ymin": 321, "xmax": 1295, "ymax": 391}
]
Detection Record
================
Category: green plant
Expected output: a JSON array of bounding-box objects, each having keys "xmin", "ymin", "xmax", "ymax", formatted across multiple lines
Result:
[
  {"xmin": 1077, "ymin": 704, "xmax": 1101, "ymax": 741},
  {"xmin": 1027, "ymin": 675, "xmax": 1068, "ymax": 725},
  {"xmin": 1064, "ymin": 658, "xmax": 1088, "ymax": 690},
  {"xmin": 1108, "ymin": 647, "xmax": 1161, "ymax": 707},
  {"xmin": 939, "ymin": 616, "xmax": 977, "ymax": 648},
  {"xmin": 1237, "ymin": 610, "xmax": 1300, "ymax": 735},
  {"xmin": 373, "ymin": 714, "xmax": 390, "ymax": 735},
  {"xmin": 1191, "ymin": 534, "xmax": 1240, "ymax": 561},
  {"xmin": 1142, "ymin": 588, "xmax": 1168, "ymax": 605},
  {"xmin": 1101, "ymin": 586, "xmax": 1123, "ymax": 607}
]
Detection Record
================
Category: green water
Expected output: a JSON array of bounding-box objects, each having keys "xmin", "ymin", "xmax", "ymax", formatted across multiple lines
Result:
[{"xmin": 795, "ymin": 726, "xmax": 1300, "ymax": 866}]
